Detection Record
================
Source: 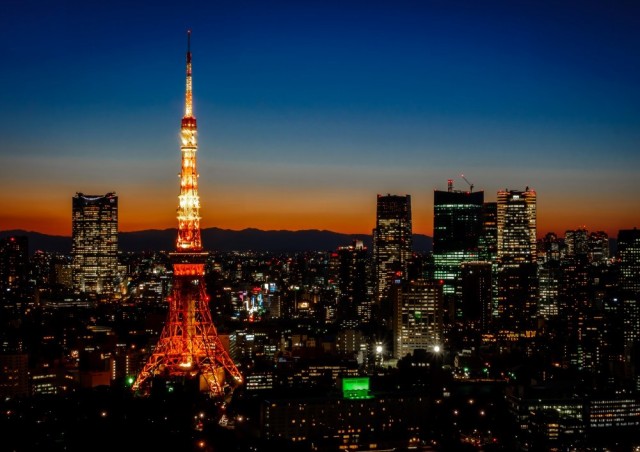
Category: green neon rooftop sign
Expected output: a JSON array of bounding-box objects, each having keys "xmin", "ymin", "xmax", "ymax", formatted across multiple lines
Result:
[{"xmin": 342, "ymin": 377, "xmax": 373, "ymax": 399}]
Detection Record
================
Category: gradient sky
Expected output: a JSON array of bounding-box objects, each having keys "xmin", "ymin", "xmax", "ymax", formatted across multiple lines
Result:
[{"xmin": 1, "ymin": 0, "xmax": 639, "ymax": 238}]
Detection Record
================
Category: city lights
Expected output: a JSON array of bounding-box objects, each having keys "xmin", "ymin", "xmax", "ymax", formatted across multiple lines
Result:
[{"xmin": 1, "ymin": 4, "xmax": 639, "ymax": 451}]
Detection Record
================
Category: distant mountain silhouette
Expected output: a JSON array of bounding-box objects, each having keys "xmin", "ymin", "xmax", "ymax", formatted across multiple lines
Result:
[
  {"xmin": 1, "ymin": 228, "xmax": 433, "ymax": 254},
  {"xmin": 0, "ymin": 230, "xmax": 72, "ymax": 254}
]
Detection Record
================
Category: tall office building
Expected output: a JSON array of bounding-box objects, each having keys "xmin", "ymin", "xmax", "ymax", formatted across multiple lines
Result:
[
  {"xmin": 497, "ymin": 188, "xmax": 537, "ymax": 266},
  {"xmin": 617, "ymin": 228, "xmax": 640, "ymax": 295},
  {"xmin": 433, "ymin": 181, "xmax": 484, "ymax": 320},
  {"xmin": 540, "ymin": 232, "xmax": 562, "ymax": 263},
  {"xmin": 72, "ymin": 192, "xmax": 118, "ymax": 297},
  {"xmin": 459, "ymin": 261, "xmax": 493, "ymax": 332},
  {"xmin": 393, "ymin": 279, "xmax": 443, "ymax": 359},
  {"xmin": 565, "ymin": 228, "xmax": 588, "ymax": 258},
  {"xmin": 558, "ymin": 253, "xmax": 592, "ymax": 367},
  {"xmin": 373, "ymin": 194, "xmax": 412, "ymax": 303},
  {"xmin": 479, "ymin": 201, "xmax": 499, "ymax": 321},
  {"xmin": 538, "ymin": 232, "xmax": 561, "ymax": 319},
  {"xmin": 538, "ymin": 263, "xmax": 560, "ymax": 319},
  {"xmin": 588, "ymin": 231, "xmax": 609, "ymax": 264},
  {"xmin": 334, "ymin": 239, "xmax": 370, "ymax": 326},
  {"xmin": 0, "ymin": 236, "xmax": 29, "ymax": 297},
  {"xmin": 479, "ymin": 202, "xmax": 498, "ymax": 263},
  {"xmin": 617, "ymin": 228, "xmax": 640, "ymax": 389},
  {"xmin": 496, "ymin": 187, "xmax": 537, "ymax": 332}
]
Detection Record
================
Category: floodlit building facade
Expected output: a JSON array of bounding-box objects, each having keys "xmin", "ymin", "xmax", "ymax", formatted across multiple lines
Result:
[
  {"xmin": 393, "ymin": 279, "xmax": 443, "ymax": 359},
  {"xmin": 373, "ymin": 194, "xmax": 412, "ymax": 303},
  {"xmin": 496, "ymin": 187, "xmax": 537, "ymax": 332},
  {"xmin": 71, "ymin": 192, "xmax": 118, "ymax": 297}
]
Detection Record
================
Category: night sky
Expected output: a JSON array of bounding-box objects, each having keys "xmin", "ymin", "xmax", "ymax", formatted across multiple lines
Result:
[{"xmin": 1, "ymin": 0, "xmax": 639, "ymax": 237}]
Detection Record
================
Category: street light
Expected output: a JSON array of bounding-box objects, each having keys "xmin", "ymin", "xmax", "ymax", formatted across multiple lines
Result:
[{"xmin": 432, "ymin": 344, "xmax": 443, "ymax": 371}]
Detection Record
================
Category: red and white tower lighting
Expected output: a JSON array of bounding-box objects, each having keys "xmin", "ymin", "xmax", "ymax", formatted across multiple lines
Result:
[{"xmin": 133, "ymin": 31, "xmax": 243, "ymax": 397}]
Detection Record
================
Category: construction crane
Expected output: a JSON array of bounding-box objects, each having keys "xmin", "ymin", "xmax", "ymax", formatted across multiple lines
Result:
[{"xmin": 460, "ymin": 174, "xmax": 474, "ymax": 192}]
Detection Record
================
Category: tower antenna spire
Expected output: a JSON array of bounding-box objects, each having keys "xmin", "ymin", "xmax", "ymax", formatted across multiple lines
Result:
[{"xmin": 184, "ymin": 30, "xmax": 193, "ymax": 118}]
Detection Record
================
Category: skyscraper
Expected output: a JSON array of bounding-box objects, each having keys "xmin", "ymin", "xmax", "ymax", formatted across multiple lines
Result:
[
  {"xmin": 479, "ymin": 202, "xmax": 498, "ymax": 263},
  {"xmin": 0, "ymin": 236, "xmax": 29, "ymax": 297},
  {"xmin": 71, "ymin": 192, "xmax": 118, "ymax": 297},
  {"xmin": 565, "ymin": 228, "xmax": 588, "ymax": 258},
  {"xmin": 540, "ymin": 232, "xmax": 562, "ymax": 264},
  {"xmin": 433, "ymin": 180, "xmax": 484, "ymax": 320},
  {"xmin": 617, "ymin": 228, "xmax": 640, "ymax": 390},
  {"xmin": 497, "ymin": 188, "xmax": 537, "ymax": 266},
  {"xmin": 334, "ymin": 239, "xmax": 369, "ymax": 326},
  {"xmin": 496, "ymin": 187, "xmax": 537, "ymax": 332},
  {"xmin": 588, "ymin": 231, "xmax": 610, "ymax": 265},
  {"xmin": 459, "ymin": 261, "xmax": 493, "ymax": 332},
  {"xmin": 373, "ymin": 194, "xmax": 412, "ymax": 303},
  {"xmin": 617, "ymin": 228, "xmax": 640, "ymax": 296},
  {"xmin": 538, "ymin": 232, "xmax": 561, "ymax": 320}
]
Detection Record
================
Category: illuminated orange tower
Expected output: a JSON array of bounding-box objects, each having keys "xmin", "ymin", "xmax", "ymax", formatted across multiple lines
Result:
[{"xmin": 133, "ymin": 31, "xmax": 243, "ymax": 397}]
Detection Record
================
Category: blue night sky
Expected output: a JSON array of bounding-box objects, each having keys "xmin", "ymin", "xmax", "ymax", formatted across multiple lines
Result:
[{"xmin": 1, "ymin": 0, "xmax": 639, "ymax": 237}]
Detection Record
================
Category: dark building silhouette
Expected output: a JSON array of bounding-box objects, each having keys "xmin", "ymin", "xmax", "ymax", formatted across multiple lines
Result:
[
  {"xmin": 459, "ymin": 261, "xmax": 493, "ymax": 332},
  {"xmin": 433, "ymin": 181, "xmax": 484, "ymax": 322},
  {"xmin": 479, "ymin": 201, "xmax": 498, "ymax": 263},
  {"xmin": 0, "ymin": 236, "xmax": 29, "ymax": 298},
  {"xmin": 540, "ymin": 232, "xmax": 562, "ymax": 263},
  {"xmin": 588, "ymin": 231, "xmax": 610, "ymax": 265},
  {"xmin": 617, "ymin": 228, "xmax": 640, "ymax": 390},
  {"xmin": 0, "ymin": 353, "xmax": 29, "ymax": 398},
  {"xmin": 333, "ymin": 239, "xmax": 369, "ymax": 326},
  {"xmin": 565, "ymin": 228, "xmax": 589, "ymax": 258},
  {"xmin": 479, "ymin": 201, "xmax": 499, "ymax": 326},
  {"xmin": 617, "ymin": 228, "xmax": 640, "ymax": 296}
]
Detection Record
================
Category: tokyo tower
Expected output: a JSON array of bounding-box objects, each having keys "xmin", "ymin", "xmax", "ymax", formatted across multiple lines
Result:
[{"xmin": 133, "ymin": 31, "xmax": 243, "ymax": 397}]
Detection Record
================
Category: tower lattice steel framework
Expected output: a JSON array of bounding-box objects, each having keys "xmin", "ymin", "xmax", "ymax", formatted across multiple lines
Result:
[{"xmin": 133, "ymin": 31, "xmax": 243, "ymax": 397}]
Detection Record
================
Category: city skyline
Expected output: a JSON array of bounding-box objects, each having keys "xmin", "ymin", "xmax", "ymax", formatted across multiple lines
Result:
[{"xmin": 1, "ymin": 1, "xmax": 639, "ymax": 238}]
